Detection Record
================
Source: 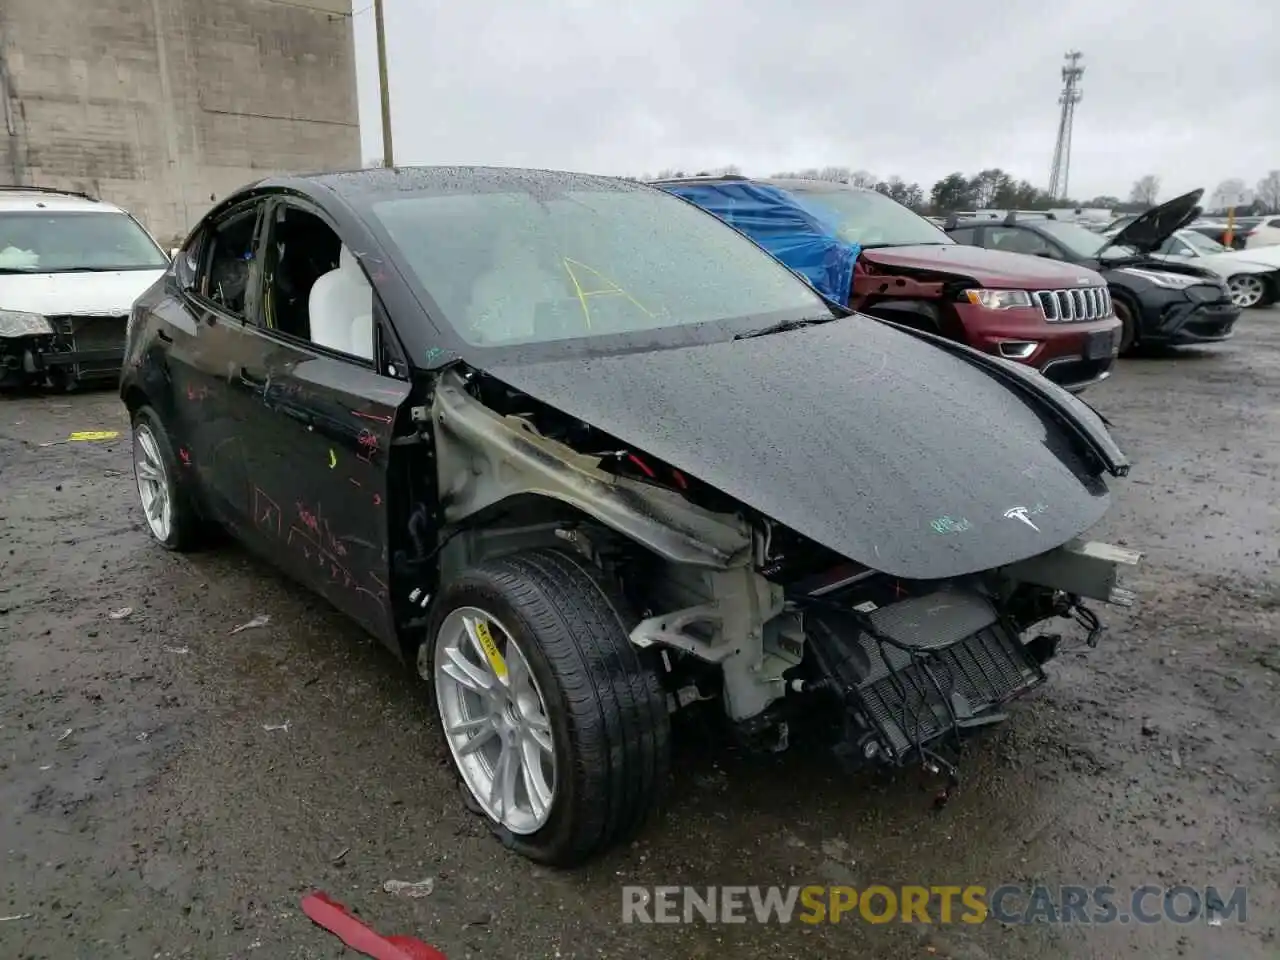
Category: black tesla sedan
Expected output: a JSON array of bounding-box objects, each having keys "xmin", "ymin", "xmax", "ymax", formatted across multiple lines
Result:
[
  {"xmin": 121, "ymin": 167, "xmax": 1140, "ymax": 865},
  {"xmin": 944, "ymin": 189, "xmax": 1240, "ymax": 353}
]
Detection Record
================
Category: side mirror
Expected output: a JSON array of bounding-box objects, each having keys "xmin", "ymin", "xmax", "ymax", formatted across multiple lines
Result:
[{"xmin": 173, "ymin": 251, "xmax": 197, "ymax": 291}]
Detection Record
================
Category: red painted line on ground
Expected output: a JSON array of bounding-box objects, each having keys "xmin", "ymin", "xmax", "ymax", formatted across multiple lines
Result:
[{"xmin": 302, "ymin": 892, "xmax": 447, "ymax": 960}]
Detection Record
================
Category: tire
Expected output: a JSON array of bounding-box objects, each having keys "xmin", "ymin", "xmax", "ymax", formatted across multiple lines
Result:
[
  {"xmin": 130, "ymin": 405, "xmax": 205, "ymax": 551},
  {"xmin": 1226, "ymin": 273, "xmax": 1267, "ymax": 309},
  {"xmin": 423, "ymin": 547, "xmax": 670, "ymax": 865},
  {"xmin": 1114, "ymin": 294, "xmax": 1139, "ymax": 355}
]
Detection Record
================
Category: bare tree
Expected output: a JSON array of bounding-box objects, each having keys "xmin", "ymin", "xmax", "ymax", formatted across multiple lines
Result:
[
  {"xmin": 1254, "ymin": 170, "xmax": 1280, "ymax": 213},
  {"xmin": 1129, "ymin": 175, "xmax": 1160, "ymax": 206},
  {"xmin": 849, "ymin": 170, "xmax": 877, "ymax": 189},
  {"xmin": 1211, "ymin": 178, "xmax": 1251, "ymax": 211}
]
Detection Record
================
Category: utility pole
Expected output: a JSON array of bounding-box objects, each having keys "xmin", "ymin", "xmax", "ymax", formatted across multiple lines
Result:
[
  {"xmin": 373, "ymin": 0, "xmax": 394, "ymax": 168},
  {"xmin": 1048, "ymin": 51, "xmax": 1084, "ymax": 201}
]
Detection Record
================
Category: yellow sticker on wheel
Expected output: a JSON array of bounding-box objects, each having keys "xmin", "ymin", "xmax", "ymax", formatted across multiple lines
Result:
[{"xmin": 474, "ymin": 620, "xmax": 508, "ymax": 680}]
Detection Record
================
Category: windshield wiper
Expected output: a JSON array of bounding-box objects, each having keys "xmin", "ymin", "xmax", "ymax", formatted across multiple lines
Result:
[
  {"xmin": 0, "ymin": 267, "xmax": 36, "ymax": 274},
  {"xmin": 733, "ymin": 315, "xmax": 837, "ymax": 340}
]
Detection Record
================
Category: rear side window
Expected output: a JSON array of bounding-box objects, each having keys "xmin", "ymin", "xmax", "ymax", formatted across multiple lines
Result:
[
  {"xmin": 948, "ymin": 227, "xmax": 979, "ymax": 244},
  {"xmin": 985, "ymin": 227, "xmax": 1056, "ymax": 257},
  {"xmin": 199, "ymin": 209, "xmax": 259, "ymax": 317}
]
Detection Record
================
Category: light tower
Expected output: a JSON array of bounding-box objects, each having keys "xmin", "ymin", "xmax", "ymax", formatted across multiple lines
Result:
[{"xmin": 1048, "ymin": 51, "xmax": 1084, "ymax": 201}]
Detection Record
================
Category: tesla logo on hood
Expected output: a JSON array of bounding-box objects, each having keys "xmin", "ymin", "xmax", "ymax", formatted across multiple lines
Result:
[{"xmin": 1003, "ymin": 506, "xmax": 1041, "ymax": 531}]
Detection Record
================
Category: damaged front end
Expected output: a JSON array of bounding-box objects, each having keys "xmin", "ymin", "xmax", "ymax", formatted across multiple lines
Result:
[
  {"xmin": 425, "ymin": 366, "xmax": 1141, "ymax": 795},
  {"xmin": 0, "ymin": 309, "xmax": 58, "ymax": 388},
  {"xmin": 0, "ymin": 308, "xmax": 124, "ymax": 389}
]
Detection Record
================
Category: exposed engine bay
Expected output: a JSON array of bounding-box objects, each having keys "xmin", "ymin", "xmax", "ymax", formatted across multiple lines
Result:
[{"xmin": 413, "ymin": 366, "xmax": 1141, "ymax": 793}]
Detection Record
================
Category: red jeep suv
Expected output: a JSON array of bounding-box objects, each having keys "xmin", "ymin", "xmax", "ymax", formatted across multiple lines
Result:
[{"xmin": 658, "ymin": 176, "xmax": 1122, "ymax": 392}]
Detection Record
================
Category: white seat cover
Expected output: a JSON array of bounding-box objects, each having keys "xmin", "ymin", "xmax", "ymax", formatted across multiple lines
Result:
[{"xmin": 308, "ymin": 245, "xmax": 373, "ymax": 358}]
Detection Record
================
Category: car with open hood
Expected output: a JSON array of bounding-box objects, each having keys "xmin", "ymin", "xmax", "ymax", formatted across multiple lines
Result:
[
  {"xmin": 121, "ymin": 167, "xmax": 1141, "ymax": 865},
  {"xmin": 946, "ymin": 190, "xmax": 1240, "ymax": 353},
  {"xmin": 654, "ymin": 175, "xmax": 1121, "ymax": 393},
  {"xmin": 0, "ymin": 186, "xmax": 170, "ymax": 389}
]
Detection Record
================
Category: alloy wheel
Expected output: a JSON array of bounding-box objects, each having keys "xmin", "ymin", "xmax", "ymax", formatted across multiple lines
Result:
[
  {"xmin": 133, "ymin": 423, "xmax": 173, "ymax": 542},
  {"xmin": 1227, "ymin": 274, "xmax": 1266, "ymax": 309},
  {"xmin": 429, "ymin": 606, "xmax": 556, "ymax": 835}
]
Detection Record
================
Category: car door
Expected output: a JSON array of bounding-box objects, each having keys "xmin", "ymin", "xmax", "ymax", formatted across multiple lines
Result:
[
  {"xmin": 234, "ymin": 196, "xmax": 410, "ymax": 642},
  {"xmin": 170, "ymin": 199, "xmax": 270, "ymax": 529}
]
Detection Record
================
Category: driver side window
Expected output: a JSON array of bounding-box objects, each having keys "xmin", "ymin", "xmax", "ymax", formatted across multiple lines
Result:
[{"xmin": 259, "ymin": 203, "xmax": 378, "ymax": 363}]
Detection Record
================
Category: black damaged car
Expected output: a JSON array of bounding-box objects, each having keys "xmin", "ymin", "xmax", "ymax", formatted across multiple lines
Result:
[
  {"xmin": 945, "ymin": 189, "xmax": 1240, "ymax": 354},
  {"xmin": 122, "ymin": 167, "xmax": 1142, "ymax": 865}
]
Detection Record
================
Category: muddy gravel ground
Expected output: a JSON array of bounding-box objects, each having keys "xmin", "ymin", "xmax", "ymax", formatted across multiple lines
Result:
[{"xmin": 2, "ymin": 312, "xmax": 1278, "ymax": 960}]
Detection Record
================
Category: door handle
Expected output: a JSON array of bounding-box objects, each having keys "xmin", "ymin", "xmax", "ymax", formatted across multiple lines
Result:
[{"xmin": 157, "ymin": 329, "xmax": 173, "ymax": 343}]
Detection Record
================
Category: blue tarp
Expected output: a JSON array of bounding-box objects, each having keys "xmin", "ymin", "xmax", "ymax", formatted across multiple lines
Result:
[{"xmin": 661, "ymin": 182, "xmax": 861, "ymax": 304}]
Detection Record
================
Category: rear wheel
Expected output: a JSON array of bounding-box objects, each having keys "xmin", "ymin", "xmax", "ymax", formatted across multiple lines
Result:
[
  {"xmin": 130, "ymin": 406, "xmax": 204, "ymax": 551},
  {"xmin": 1226, "ymin": 274, "xmax": 1267, "ymax": 309},
  {"xmin": 423, "ymin": 548, "xmax": 670, "ymax": 865}
]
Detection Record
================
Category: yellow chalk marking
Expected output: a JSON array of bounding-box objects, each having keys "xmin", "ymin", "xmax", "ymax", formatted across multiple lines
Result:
[
  {"xmin": 473, "ymin": 620, "xmax": 507, "ymax": 680},
  {"xmin": 561, "ymin": 258, "xmax": 654, "ymax": 330},
  {"xmin": 69, "ymin": 431, "xmax": 119, "ymax": 442},
  {"xmin": 328, "ymin": 448, "xmax": 337, "ymax": 469}
]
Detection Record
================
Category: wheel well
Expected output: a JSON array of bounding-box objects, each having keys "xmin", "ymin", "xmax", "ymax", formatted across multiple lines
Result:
[
  {"xmin": 863, "ymin": 299, "xmax": 948, "ymax": 336},
  {"xmin": 400, "ymin": 494, "xmax": 671, "ymax": 663},
  {"xmin": 122, "ymin": 385, "xmax": 149, "ymax": 416}
]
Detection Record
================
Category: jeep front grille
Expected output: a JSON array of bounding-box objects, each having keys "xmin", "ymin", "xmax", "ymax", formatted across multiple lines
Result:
[{"xmin": 1033, "ymin": 286, "xmax": 1112, "ymax": 322}]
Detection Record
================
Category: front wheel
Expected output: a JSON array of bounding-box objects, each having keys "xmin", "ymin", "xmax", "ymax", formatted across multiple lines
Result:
[
  {"xmin": 1114, "ymin": 296, "xmax": 1139, "ymax": 355},
  {"xmin": 1226, "ymin": 273, "xmax": 1268, "ymax": 309},
  {"xmin": 423, "ymin": 548, "xmax": 670, "ymax": 865}
]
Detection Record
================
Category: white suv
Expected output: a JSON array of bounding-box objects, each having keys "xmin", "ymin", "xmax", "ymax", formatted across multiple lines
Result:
[
  {"xmin": 1244, "ymin": 216, "xmax": 1280, "ymax": 250},
  {"xmin": 0, "ymin": 186, "xmax": 169, "ymax": 389}
]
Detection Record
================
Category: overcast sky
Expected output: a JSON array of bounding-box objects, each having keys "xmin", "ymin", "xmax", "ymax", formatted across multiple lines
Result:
[{"xmin": 353, "ymin": 0, "xmax": 1279, "ymax": 203}]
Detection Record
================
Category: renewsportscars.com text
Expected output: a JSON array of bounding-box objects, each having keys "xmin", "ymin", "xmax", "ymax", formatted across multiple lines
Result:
[{"xmin": 621, "ymin": 884, "xmax": 1246, "ymax": 926}]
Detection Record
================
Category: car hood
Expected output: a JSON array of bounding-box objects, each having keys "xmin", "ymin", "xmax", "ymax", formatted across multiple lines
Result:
[
  {"xmin": 861, "ymin": 243, "xmax": 1103, "ymax": 288},
  {"xmin": 484, "ymin": 318, "xmax": 1118, "ymax": 580},
  {"xmin": 1190, "ymin": 252, "xmax": 1277, "ymax": 275},
  {"xmin": 1104, "ymin": 189, "xmax": 1204, "ymax": 256},
  {"xmin": 1220, "ymin": 244, "xmax": 1280, "ymax": 269},
  {"xmin": 0, "ymin": 269, "xmax": 166, "ymax": 316}
]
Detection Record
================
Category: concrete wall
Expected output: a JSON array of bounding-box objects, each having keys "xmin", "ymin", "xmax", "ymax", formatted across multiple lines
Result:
[{"xmin": 0, "ymin": 0, "xmax": 360, "ymax": 246}]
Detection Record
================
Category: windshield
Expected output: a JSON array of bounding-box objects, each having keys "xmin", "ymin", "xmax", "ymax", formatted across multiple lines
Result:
[
  {"xmin": 0, "ymin": 211, "xmax": 168, "ymax": 272},
  {"xmin": 368, "ymin": 186, "xmax": 828, "ymax": 347},
  {"xmin": 1036, "ymin": 220, "xmax": 1136, "ymax": 259},
  {"xmin": 780, "ymin": 186, "xmax": 953, "ymax": 248},
  {"xmin": 1181, "ymin": 231, "xmax": 1227, "ymax": 254}
]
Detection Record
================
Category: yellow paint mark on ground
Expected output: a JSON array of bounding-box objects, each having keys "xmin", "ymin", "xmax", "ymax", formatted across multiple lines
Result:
[{"xmin": 68, "ymin": 431, "xmax": 119, "ymax": 442}]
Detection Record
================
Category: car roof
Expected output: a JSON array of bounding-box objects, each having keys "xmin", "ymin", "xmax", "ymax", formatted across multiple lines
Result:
[
  {"xmin": 648, "ymin": 174, "xmax": 873, "ymax": 196},
  {"xmin": 270, "ymin": 165, "xmax": 647, "ymax": 202},
  {"xmin": 947, "ymin": 218, "xmax": 1045, "ymax": 228},
  {"xmin": 0, "ymin": 186, "xmax": 123, "ymax": 214}
]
